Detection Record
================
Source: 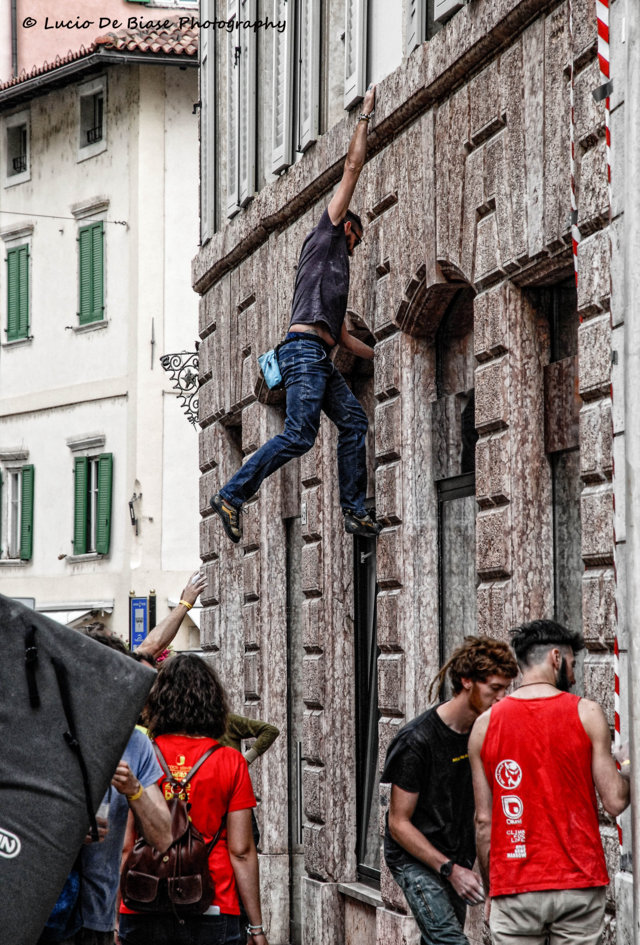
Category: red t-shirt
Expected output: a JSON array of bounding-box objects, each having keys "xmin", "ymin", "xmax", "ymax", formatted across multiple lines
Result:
[
  {"xmin": 481, "ymin": 692, "xmax": 609, "ymax": 897},
  {"xmin": 121, "ymin": 734, "xmax": 256, "ymax": 915}
]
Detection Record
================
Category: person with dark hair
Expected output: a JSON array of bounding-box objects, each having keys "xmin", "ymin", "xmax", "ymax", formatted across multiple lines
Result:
[
  {"xmin": 469, "ymin": 619, "xmax": 631, "ymax": 945},
  {"xmin": 211, "ymin": 85, "xmax": 381, "ymax": 543},
  {"xmin": 118, "ymin": 654, "xmax": 268, "ymax": 945},
  {"xmin": 53, "ymin": 630, "xmax": 172, "ymax": 945},
  {"xmin": 382, "ymin": 637, "xmax": 518, "ymax": 944}
]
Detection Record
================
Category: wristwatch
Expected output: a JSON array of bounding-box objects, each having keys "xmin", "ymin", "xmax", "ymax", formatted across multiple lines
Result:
[{"xmin": 439, "ymin": 860, "xmax": 454, "ymax": 879}]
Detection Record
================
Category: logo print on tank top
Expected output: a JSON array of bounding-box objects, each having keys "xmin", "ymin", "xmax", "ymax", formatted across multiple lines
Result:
[
  {"xmin": 495, "ymin": 759, "xmax": 522, "ymax": 790},
  {"xmin": 501, "ymin": 795, "xmax": 523, "ymax": 820}
]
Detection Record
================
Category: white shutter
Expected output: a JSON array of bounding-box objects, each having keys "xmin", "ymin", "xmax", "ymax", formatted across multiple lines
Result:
[
  {"xmin": 344, "ymin": 0, "xmax": 367, "ymax": 110},
  {"xmin": 406, "ymin": 0, "xmax": 426, "ymax": 55},
  {"xmin": 271, "ymin": 0, "xmax": 295, "ymax": 173},
  {"xmin": 434, "ymin": 0, "xmax": 464, "ymax": 24},
  {"xmin": 238, "ymin": 0, "xmax": 256, "ymax": 206},
  {"xmin": 200, "ymin": 0, "xmax": 216, "ymax": 241},
  {"xmin": 297, "ymin": 0, "xmax": 320, "ymax": 151},
  {"xmin": 226, "ymin": 0, "xmax": 240, "ymax": 218}
]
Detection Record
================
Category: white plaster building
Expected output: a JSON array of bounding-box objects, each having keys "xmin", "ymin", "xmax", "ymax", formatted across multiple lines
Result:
[{"xmin": 0, "ymin": 20, "xmax": 203, "ymax": 649}]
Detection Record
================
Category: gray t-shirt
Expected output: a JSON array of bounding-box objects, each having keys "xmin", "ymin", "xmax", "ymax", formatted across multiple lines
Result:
[
  {"xmin": 79, "ymin": 728, "xmax": 162, "ymax": 932},
  {"xmin": 288, "ymin": 208, "xmax": 350, "ymax": 342}
]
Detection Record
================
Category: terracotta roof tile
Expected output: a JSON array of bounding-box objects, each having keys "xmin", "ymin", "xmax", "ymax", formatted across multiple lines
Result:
[{"xmin": 0, "ymin": 16, "xmax": 198, "ymax": 92}]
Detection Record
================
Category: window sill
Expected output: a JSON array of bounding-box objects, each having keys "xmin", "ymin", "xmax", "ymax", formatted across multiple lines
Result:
[
  {"xmin": 77, "ymin": 139, "xmax": 107, "ymax": 163},
  {"xmin": 73, "ymin": 319, "xmax": 107, "ymax": 334},
  {"xmin": 0, "ymin": 558, "xmax": 29, "ymax": 567},
  {"xmin": 4, "ymin": 171, "xmax": 31, "ymax": 188},
  {"xmin": 2, "ymin": 336, "xmax": 32, "ymax": 348},
  {"xmin": 65, "ymin": 552, "xmax": 106, "ymax": 563},
  {"xmin": 337, "ymin": 882, "xmax": 383, "ymax": 909}
]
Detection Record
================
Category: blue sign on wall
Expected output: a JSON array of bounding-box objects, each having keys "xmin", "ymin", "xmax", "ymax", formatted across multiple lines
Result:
[{"xmin": 130, "ymin": 597, "xmax": 148, "ymax": 649}]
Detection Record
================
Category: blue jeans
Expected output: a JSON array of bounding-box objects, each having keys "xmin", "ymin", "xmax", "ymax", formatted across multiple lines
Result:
[
  {"xmin": 220, "ymin": 334, "xmax": 369, "ymax": 515},
  {"xmin": 390, "ymin": 863, "xmax": 468, "ymax": 945},
  {"xmin": 118, "ymin": 913, "xmax": 242, "ymax": 945}
]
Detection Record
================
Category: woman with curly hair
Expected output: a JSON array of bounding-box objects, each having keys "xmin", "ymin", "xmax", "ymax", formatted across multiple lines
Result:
[{"xmin": 118, "ymin": 654, "xmax": 268, "ymax": 945}]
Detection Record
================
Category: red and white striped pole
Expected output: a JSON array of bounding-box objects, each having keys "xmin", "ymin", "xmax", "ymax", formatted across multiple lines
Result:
[{"xmin": 569, "ymin": 0, "xmax": 580, "ymax": 287}]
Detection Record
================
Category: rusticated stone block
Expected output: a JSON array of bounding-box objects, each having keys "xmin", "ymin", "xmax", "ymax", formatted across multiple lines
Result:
[
  {"xmin": 243, "ymin": 551, "xmax": 260, "ymax": 602},
  {"xmin": 302, "ymin": 484, "xmax": 322, "ymax": 541},
  {"xmin": 304, "ymin": 708, "xmax": 324, "ymax": 764},
  {"xmin": 582, "ymin": 569, "xmax": 616, "ymax": 651},
  {"xmin": 475, "ymin": 358, "xmax": 509, "ymax": 432},
  {"xmin": 301, "ymin": 876, "xmax": 343, "ymax": 942},
  {"xmin": 572, "ymin": 0, "xmax": 597, "ymax": 61},
  {"xmin": 200, "ymin": 605, "xmax": 220, "ymax": 650},
  {"xmin": 243, "ymin": 601, "xmax": 259, "ymax": 648},
  {"xmin": 583, "ymin": 655, "xmax": 615, "ymax": 726},
  {"xmin": 199, "ymin": 470, "xmax": 219, "ymax": 517},
  {"xmin": 241, "ymin": 400, "xmax": 262, "ymax": 455},
  {"xmin": 240, "ymin": 352, "xmax": 259, "ymax": 406},
  {"xmin": 199, "ymin": 518, "xmax": 218, "ymax": 561},
  {"xmin": 303, "ymin": 765, "xmax": 326, "ymax": 823},
  {"xmin": 303, "ymin": 826, "xmax": 330, "ymax": 883},
  {"xmin": 375, "ymin": 462, "xmax": 403, "ymax": 525},
  {"xmin": 303, "ymin": 597, "xmax": 324, "ymax": 650},
  {"xmin": 377, "ymin": 591, "xmax": 401, "ymax": 649},
  {"xmin": 581, "ymin": 485, "xmax": 614, "ymax": 565},
  {"xmin": 544, "ymin": 357, "xmax": 580, "ymax": 453},
  {"xmin": 375, "ymin": 397, "xmax": 402, "ymax": 461},
  {"xmin": 580, "ymin": 401, "xmax": 613, "ymax": 483},
  {"xmin": 477, "ymin": 506, "xmax": 512, "ymax": 579},
  {"xmin": 242, "ymin": 498, "xmax": 260, "ymax": 551},
  {"xmin": 579, "ymin": 315, "xmax": 611, "ymax": 400},
  {"xmin": 476, "ymin": 580, "xmax": 513, "ymax": 641},
  {"xmin": 244, "ymin": 649, "xmax": 261, "ymax": 699},
  {"xmin": 474, "ymin": 212, "xmax": 504, "ymax": 287},
  {"xmin": 577, "ymin": 229, "xmax": 611, "ymax": 317},
  {"xmin": 198, "ymin": 379, "xmax": 215, "ymax": 428},
  {"xmin": 475, "ymin": 433, "xmax": 510, "ymax": 507},
  {"xmin": 374, "ymin": 333, "xmax": 401, "ymax": 402},
  {"xmin": 574, "ymin": 60, "xmax": 605, "ymax": 148},
  {"xmin": 474, "ymin": 284, "xmax": 509, "ymax": 362},
  {"xmin": 345, "ymin": 897, "xmax": 377, "ymax": 945},
  {"xmin": 378, "ymin": 653, "xmax": 405, "ymax": 716},
  {"xmin": 578, "ymin": 138, "xmax": 609, "ymax": 236},
  {"xmin": 376, "ymin": 906, "xmax": 420, "ymax": 945},
  {"xmin": 468, "ymin": 59, "xmax": 503, "ymax": 146},
  {"xmin": 302, "ymin": 541, "xmax": 323, "ymax": 596},
  {"xmin": 301, "ymin": 436, "xmax": 321, "ymax": 487},
  {"xmin": 201, "ymin": 558, "xmax": 219, "ymax": 607},
  {"xmin": 376, "ymin": 527, "xmax": 404, "ymax": 589},
  {"xmin": 303, "ymin": 654, "xmax": 325, "ymax": 709}
]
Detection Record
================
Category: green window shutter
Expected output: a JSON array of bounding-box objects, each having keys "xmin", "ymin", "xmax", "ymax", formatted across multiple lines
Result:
[
  {"xmin": 19, "ymin": 465, "xmax": 34, "ymax": 561},
  {"xmin": 96, "ymin": 452, "xmax": 112, "ymax": 555},
  {"xmin": 78, "ymin": 223, "xmax": 104, "ymax": 324},
  {"xmin": 7, "ymin": 246, "xmax": 29, "ymax": 340},
  {"xmin": 74, "ymin": 456, "xmax": 88, "ymax": 554},
  {"xmin": 19, "ymin": 245, "xmax": 29, "ymax": 338}
]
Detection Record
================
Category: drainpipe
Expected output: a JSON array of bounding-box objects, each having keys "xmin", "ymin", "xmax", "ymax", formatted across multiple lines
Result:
[
  {"xmin": 11, "ymin": 0, "xmax": 17, "ymax": 75},
  {"xmin": 624, "ymin": 0, "xmax": 640, "ymax": 938}
]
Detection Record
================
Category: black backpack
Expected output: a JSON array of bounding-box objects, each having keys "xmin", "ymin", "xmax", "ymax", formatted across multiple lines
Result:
[{"xmin": 120, "ymin": 743, "xmax": 225, "ymax": 917}]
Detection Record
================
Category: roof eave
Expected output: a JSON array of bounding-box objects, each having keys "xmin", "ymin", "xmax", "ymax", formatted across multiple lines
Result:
[{"xmin": 0, "ymin": 48, "xmax": 198, "ymax": 109}]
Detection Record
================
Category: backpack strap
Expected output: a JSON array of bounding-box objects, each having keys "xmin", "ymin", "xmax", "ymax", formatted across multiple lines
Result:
[
  {"xmin": 51, "ymin": 656, "xmax": 99, "ymax": 843},
  {"xmin": 153, "ymin": 742, "xmax": 222, "ymax": 792}
]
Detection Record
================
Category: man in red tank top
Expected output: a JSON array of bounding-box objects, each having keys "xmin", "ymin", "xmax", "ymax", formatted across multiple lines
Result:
[{"xmin": 469, "ymin": 620, "xmax": 631, "ymax": 945}]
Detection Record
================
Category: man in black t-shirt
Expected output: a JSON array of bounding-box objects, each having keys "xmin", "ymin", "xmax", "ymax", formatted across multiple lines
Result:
[
  {"xmin": 211, "ymin": 86, "xmax": 381, "ymax": 545},
  {"xmin": 382, "ymin": 637, "xmax": 517, "ymax": 944}
]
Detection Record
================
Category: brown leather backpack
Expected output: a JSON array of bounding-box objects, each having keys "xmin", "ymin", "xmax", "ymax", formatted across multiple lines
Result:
[{"xmin": 120, "ymin": 743, "xmax": 225, "ymax": 917}]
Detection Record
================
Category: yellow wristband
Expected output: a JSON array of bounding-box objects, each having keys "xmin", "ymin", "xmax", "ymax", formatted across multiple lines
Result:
[
  {"xmin": 179, "ymin": 599, "xmax": 193, "ymax": 610},
  {"xmin": 126, "ymin": 783, "xmax": 144, "ymax": 802}
]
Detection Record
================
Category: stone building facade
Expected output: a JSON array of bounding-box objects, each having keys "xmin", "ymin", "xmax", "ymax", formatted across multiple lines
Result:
[{"xmin": 193, "ymin": 0, "xmax": 633, "ymax": 941}]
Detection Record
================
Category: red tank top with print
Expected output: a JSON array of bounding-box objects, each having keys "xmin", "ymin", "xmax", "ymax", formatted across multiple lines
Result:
[{"xmin": 480, "ymin": 692, "xmax": 609, "ymax": 897}]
